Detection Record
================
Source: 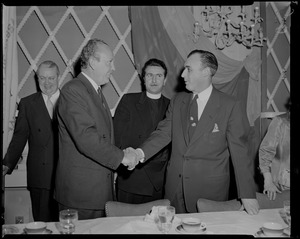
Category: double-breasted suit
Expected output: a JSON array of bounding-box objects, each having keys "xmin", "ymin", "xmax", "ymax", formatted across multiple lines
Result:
[
  {"xmin": 113, "ymin": 92, "xmax": 170, "ymax": 201},
  {"xmin": 54, "ymin": 73, "xmax": 123, "ymax": 211},
  {"xmin": 141, "ymin": 87, "xmax": 257, "ymax": 212},
  {"xmin": 3, "ymin": 92, "xmax": 59, "ymax": 221}
]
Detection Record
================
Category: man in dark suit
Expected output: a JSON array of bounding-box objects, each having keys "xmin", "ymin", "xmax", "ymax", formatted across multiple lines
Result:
[
  {"xmin": 132, "ymin": 50, "xmax": 259, "ymax": 214},
  {"xmin": 114, "ymin": 58, "xmax": 170, "ymax": 204},
  {"xmin": 3, "ymin": 60, "xmax": 60, "ymax": 222},
  {"xmin": 54, "ymin": 39, "xmax": 138, "ymax": 220}
]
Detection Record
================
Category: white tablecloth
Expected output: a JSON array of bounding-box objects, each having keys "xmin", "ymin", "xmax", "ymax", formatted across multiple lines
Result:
[{"xmin": 3, "ymin": 208, "xmax": 289, "ymax": 236}]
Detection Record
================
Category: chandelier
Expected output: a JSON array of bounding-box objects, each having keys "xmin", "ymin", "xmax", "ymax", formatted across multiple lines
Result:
[{"xmin": 193, "ymin": 6, "xmax": 266, "ymax": 49}]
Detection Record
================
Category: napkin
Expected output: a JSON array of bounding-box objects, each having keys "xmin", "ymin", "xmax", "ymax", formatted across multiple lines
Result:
[
  {"xmin": 144, "ymin": 206, "xmax": 160, "ymax": 223},
  {"xmin": 143, "ymin": 206, "xmax": 181, "ymax": 225}
]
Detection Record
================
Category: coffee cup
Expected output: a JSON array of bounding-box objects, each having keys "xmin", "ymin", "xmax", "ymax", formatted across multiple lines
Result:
[{"xmin": 181, "ymin": 217, "xmax": 206, "ymax": 233}]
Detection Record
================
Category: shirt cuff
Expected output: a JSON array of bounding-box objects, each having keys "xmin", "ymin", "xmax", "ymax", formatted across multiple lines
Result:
[{"xmin": 136, "ymin": 148, "xmax": 145, "ymax": 163}]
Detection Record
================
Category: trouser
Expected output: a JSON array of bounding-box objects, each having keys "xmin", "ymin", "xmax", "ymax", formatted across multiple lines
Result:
[
  {"xmin": 29, "ymin": 187, "xmax": 58, "ymax": 222},
  {"xmin": 169, "ymin": 178, "xmax": 188, "ymax": 214}
]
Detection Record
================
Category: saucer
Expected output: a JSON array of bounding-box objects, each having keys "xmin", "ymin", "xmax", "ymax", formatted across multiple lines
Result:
[
  {"xmin": 176, "ymin": 224, "xmax": 207, "ymax": 234},
  {"xmin": 23, "ymin": 228, "xmax": 53, "ymax": 234},
  {"xmin": 255, "ymin": 228, "xmax": 288, "ymax": 237}
]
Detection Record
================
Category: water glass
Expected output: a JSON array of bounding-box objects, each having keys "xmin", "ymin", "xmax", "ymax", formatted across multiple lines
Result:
[
  {"xmin": 59, "ymin": 209, "xmax": 78, "ymax": 234},
  {"xmin": 157, "ymin": 206, "xmax": 175, "ymax": 233},
  {"xmin": 283, "ymin": 200, "xmax": 291, "ymax": 228}
]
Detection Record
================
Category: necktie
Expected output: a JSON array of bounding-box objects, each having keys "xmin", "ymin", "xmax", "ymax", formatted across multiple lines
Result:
[
  {"xmin": 97, "ymin": 87, "xmax": 106, "ymax": 109},
  {"xmin": 188, "ymin": 94, "xmax": 198, "ymax": 141},
  {"xmin": 46, "ymin": 96, "xmax": 54, "ymax": 119}
]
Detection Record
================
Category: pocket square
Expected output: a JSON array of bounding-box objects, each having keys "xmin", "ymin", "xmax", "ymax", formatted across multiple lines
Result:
[{"xmin": 212, "ymin": 123, "xmax": 219, "ymax": 133}]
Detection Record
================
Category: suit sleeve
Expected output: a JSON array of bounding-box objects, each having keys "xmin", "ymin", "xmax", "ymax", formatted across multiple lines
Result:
[
  {"xmin": 227, "ymin": 100, "xmax": 257, "ymax": 198},
  {"xmin": 58, "ymin": 85, "xmax": 123, "ymax": 169},
  {"xmin": 113, "ymin": 95, "xmax": 130, "ymax": 149},
  {"xmin": 3, "ymin": 99, "xmax": 29, "ymax": 174},
  {"xmin": 141, "ymin": 95, "xmax": 173, "ymax": 161},
  {"xmin": 258, "ymin": 117, "xmax": 281, "ymax": 173}
]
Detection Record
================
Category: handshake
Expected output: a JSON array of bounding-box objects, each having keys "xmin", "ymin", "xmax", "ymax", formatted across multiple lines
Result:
[{"xmin": 121, "ymin": 147, "xmax": 144, "ymax": 170}]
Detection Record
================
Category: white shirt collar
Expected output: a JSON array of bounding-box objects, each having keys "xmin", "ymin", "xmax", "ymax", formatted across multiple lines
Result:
[
  {"xmin": 146, "ymin": 91, "xmax": 162, "ymax": 99},
  {"xmin": 194, "ymin": 84, "xmax": 213, "ymax": 101},
  {"xmin": 42, "ymin": 89, "xmax": 60, "ymax": 104},
  {"xmin": 82, "ymin": 72, "xmax": 99, "ymax": 92}
]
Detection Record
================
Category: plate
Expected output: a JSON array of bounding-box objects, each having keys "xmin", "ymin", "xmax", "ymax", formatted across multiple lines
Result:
[
  {"xmin": 176, "ymin": 224, "xmax": 207, "ymax": 234},
  {"xmin": 2, "ymin": 225, "xmax": 19, "ymax": 235},
  {"xmin": 254, "ymin": 228, "xmax": 289, "ymax": 237},
  {"xmin": 23, "ymin": 228, "xmax": 53, "ymax": 234}
]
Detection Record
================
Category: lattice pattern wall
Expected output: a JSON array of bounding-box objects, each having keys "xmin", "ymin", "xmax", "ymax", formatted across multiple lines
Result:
[
  {"xmin": 264, "ymin": 2, "xmax": 290, "ymax": 113},
  {"xmin": 15, "ymin": 4, "xmax": 291, "ymax": 120},
  {"xmin": 16, "ymin": 6, "xmax": 140, "ymax": 116}
]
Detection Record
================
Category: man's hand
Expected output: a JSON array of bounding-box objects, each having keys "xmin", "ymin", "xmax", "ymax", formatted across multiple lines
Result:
[
  {"xmin": 121, "ymin": 147, "xmax": 139, "ymax": 170},
  {"xmin": 263, "ymin": 172, "xmax": 281, "ymax": 200},
  {"xmin": 3, "ymin": 165, "xmax": 9, "ymax": 176},
  {"xmin": 241, "ymin": 198, "xmax": 259, "ymax": 215}
]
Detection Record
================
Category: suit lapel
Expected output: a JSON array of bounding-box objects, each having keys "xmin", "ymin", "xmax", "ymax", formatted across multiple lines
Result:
[
  {"xmin": 189, "ymin": 88, "xmax": 220, "ymax": 144},
  {"xmin": 102, "ymin": 95, "xmax": 114, "ymax": 142},
  {"xmin": 77, "ymin": 74, "xmax": 113, "ymax": 138},
  {"xmin": 180, "ymin": 93, "xmax": 192, "ymax": 146},
  {"xmin": 32, "ymin": 93, "xmax": 52, "ymax": 142}
]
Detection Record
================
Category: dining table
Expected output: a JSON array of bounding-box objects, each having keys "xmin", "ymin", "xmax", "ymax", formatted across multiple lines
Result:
[{"xmin": 2, "ymin": 208, "xmax": 290, "ymax": 236}]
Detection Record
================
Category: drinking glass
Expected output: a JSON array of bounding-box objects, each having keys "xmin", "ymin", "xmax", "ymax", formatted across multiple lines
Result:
[
  {"xmin": 59, "ymin": 209, "xmax": 78, "ymax": 234},
  {"xmin": 283, "ymin": 200, "xmax": 291, "ymax": 229},
  {"xmin": 157, "ymin": 206, "xmax": 175, "ymax": 234}
]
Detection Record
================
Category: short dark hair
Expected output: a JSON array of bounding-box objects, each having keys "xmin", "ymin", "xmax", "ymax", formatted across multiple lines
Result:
[
  {"xmin": 37, "ymin": 60, "xmax": 60, "ymax": 76},
  {"xmin": 141, "ymin": 58, "xmax": 168, "ymax": 80},
  {"xmin": 188, "ymin": 49, "xmax": 218, "ymax": 77},
  {"xmin": 80, "ymin": 39, "xmax": 108, "ymax": 69}
]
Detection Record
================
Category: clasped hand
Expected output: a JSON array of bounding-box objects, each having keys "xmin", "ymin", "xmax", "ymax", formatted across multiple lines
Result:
[{"xmin": 121, "ymin": 147, "xmax": 142, "ymax": 170}]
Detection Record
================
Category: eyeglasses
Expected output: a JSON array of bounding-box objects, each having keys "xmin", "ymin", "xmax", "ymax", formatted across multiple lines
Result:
[{"xmin": 145, "ymin": 73, "xmax": 164, "ymax": 80}]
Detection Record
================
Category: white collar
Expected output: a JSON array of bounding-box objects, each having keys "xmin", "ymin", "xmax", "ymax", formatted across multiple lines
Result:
[
  {"xmin": 82, "ymin": 72, "xmax": 99, "ymax": 92},
  {"xmin": 194, "ymin": 84, "xmax": 212, "ymax": 100},
  {"xmin": 42, "ymin": 89, "xmax": 60, "ymax": 102},
  {"xmin": 146, "ymin": 91, "xmax": 162, "ymax": 99}
]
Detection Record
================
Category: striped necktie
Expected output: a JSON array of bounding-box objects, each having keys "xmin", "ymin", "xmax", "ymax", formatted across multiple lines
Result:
[
  {"xmin": 188, "ymin": 94, "xmax": 198, "ymax": 141},
  {"xmin": 97, "ymin": 87, "xmax": 106, "ymax": 109},
  {"xmin": 46, "ymin": 96, "xmax": 54, "ymax": 119}
]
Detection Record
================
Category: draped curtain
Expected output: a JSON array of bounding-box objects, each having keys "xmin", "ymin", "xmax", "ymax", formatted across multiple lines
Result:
[
  {"xmin": 130, "ymin": 6, "xmax": 262, "ymax": 168},
  {"xmin": 3, "ymin": 6, "xmax": 19, "ymax": 156}
]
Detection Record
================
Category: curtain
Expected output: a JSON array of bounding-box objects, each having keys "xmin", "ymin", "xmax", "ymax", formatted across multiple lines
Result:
[
  {"xmin": 130, "ymin": 6, "xmax": 262, "ymax": 181},
  {"xmin": 130, "ymin": 6, "xmax": 261, "ymax": 127},
  {"xmin": 129, "ymin": 6, "xmax": 186, "ymax": 98},
  {"xmin": 3, "ymin": 6, "xmax": 19, "ymax": 156}
]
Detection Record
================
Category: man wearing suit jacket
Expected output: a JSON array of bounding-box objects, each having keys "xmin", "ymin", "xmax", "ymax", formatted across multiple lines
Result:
[
  {"xmin": 54, "ymin": 39, "xmax": 138, "ymax": 220},
  {"xmin": 3, "ymin": 60, "xmax": 60, "ymax": 222},
  {"xmin": 133, "ymin": 50, "xmax": 259, "ymax": 215},
  {"xmin": 114, "ymin": 58, "xmax": 170, "ymax": 204}
]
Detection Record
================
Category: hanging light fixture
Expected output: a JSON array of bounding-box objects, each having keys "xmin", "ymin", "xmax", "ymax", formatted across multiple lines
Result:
[{"xmin": 193, "ymin": 6, "xmax": 266, "ymax": 49}]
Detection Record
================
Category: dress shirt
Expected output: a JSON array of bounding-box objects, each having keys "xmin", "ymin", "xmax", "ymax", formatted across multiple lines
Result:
[
  {"xmin": 82, "ymin": 72, "xmax": 99, "ymax": 93},
  {"xmin": 42, "ymin": 89, "xmax": 60, "ymax": 107},
  {"xmin": 193, "ymin": 84, "xmax": 213, "ymax": 120}
]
